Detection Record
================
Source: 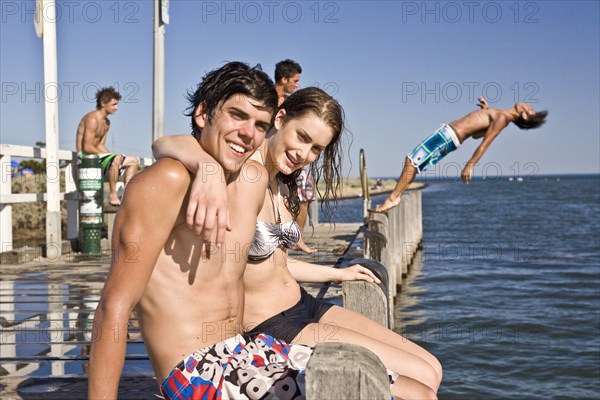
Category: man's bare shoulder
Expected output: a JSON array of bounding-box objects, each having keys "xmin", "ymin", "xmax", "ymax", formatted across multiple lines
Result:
[
  {"xmin": 80, "ymin": 111, "xmax": 97, "ymax": 125},
  {"xmin": 484, "ymin": 106, "xmax": 504, "ymax": 117},
  {"xmin": 128, "ymin": 159, "xmax": 192, "ymax": 198},
  {"xmin": 235, "ymin": 160, "xmax": 268, "ymax": 192},
  {"xmin": 83, "ymin": 109, "xmax": 101, "ymax": 122},
  {"xmin": 228, "ymin": 160, "xmax": 268, "ymax": 212},
  {"xmin": 485, "ymin": 108, "xmax": 511, "ymax": 128}
]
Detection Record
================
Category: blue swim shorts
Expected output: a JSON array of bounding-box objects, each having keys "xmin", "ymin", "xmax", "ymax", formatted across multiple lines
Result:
[{"xmin": 407, "ymin": 124, "xmax": 461, "ymax": 173}]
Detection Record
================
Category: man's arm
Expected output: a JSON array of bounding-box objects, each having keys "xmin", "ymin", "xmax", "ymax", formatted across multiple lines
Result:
[
  {"xmin": 76, "ymin": 122, "xmax": 84, "ymax": 153},
  {"xmin": 287, "ymin": 257, "xmax": 380, "ymax": 284},
  {"xmin": 152, "ymin": 135, "xmax": 230, "ymax": 244},
  {"xmin": 461, "ymin": 115, "xmax": 510, "ymax": 183},
  {"xmin": 88, "ymin": 159, "xmax": 190, "ymax": 399}
]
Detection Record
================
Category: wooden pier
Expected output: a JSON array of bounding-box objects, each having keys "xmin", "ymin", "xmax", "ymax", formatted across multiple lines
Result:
[
  {"xmin": 1, "ymin": 145, "xmax": 424, "ymax": 399},
  {"xmin": 1, "ymin": 189, "xmax": 422, "ymax": 399}
]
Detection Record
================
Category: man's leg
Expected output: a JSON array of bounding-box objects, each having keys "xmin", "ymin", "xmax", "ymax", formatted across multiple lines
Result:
[
  {"xmin": 376, "ymin": 156, "xmax": 417, "ymax": 212},
  {"xmin": 107, "ymin": 155, "xmax": 124, "ymax": 206},
  {"xmin": 121, "ymin": 156, "xmax": 139, "ymax": 186}
]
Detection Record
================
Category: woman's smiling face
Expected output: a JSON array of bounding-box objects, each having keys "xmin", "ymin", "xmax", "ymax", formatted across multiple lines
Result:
[{"xmin": 267, "ymin": 109, "xmax": 335, "ymax": 176}]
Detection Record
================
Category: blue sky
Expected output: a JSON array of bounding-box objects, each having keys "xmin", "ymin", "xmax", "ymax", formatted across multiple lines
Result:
[{"xmin": 1, "ymin": 0, "xmax": 599, "ymax": 178}]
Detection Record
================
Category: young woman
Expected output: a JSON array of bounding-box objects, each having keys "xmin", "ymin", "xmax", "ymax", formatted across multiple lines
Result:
[{"xmin": 153, "ymin": 87, "xmax": 441, "ymax": 399}]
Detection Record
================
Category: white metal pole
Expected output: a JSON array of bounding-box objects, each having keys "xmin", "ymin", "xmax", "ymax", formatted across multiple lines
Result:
[
  {"xmin": 153, "ymin": 0, "xmax": 165, "ymax": 144},
  {"xmin": 42, "ymin": 0, "xmax": 62, "ymax": 259}
]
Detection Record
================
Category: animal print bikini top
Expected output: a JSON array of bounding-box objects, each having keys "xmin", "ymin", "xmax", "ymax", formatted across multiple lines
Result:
[{"xmin": 248, "ymin": 182, "xmax": 302, "ymax": 261}]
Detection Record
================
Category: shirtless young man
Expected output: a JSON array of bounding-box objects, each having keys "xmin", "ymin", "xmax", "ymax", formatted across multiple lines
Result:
[
  {"xmin": 274, "ymin": 59, "xmax": 302, "ymax": 106},
  {"xmin": 274, "ymin": 59, "xmax": 316, "ymax": 254},
  {"xmin": 376, "ymin": 97, "xmax": 548, "ymax": 212},
  {"xmin": 88, "ymin": 62, "xmax": 311, "ymax": 400},
  {"xmin": 76, "ymin": 87, "xmax": 139, "ymax": 206}
]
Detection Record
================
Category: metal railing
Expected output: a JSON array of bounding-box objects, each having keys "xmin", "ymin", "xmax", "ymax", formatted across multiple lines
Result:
[{"xmin": 359, "ymin": 148, "xmax": 371, "ymax": 220}]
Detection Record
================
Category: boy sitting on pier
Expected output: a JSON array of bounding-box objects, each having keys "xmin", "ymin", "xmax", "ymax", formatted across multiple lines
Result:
[
  {"xmin": 76, "ymin": 87, "xmax": 139, "ymax": 206},
  {"xmin": 376, "ymin": 97, "xmax": 548, "ymax": 212}
]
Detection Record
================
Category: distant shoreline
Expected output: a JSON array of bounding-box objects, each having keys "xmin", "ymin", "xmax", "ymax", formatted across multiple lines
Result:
[
  {"xmin": 373, "ymin": 173, "xmax": 600, "ymax": 182},
  {"xmin": 315, "ymin": 178, "xmax": 426, "ymax": 200}
]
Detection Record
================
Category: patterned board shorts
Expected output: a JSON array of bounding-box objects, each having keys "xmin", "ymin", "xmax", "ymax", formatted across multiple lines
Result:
[
  {"xmin": 407, "ymin": 124, "xmax": 461, "ymax": 173},
  {"xmin": 160, "ymin": 333, "xmax": 312, "ymax": 400}
]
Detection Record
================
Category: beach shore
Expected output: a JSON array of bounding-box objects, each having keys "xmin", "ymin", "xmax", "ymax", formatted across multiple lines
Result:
[{"xmin": 320, "ymin": 177, "xmax": 425, "ymax": 200}]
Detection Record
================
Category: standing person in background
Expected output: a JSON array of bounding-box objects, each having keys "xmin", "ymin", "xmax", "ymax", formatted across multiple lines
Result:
[
  {"xmin": 275, "ymin": 59, "xmax": 316, "ymax": 253},
  {"xmin": 76, "ymin": 87, "xmax": 139, "ymax": 206},
  {"xmin": 274, "ymin": 59, "xmax": 302, "ymax": 106},
  {"xmin": 294, "ymin": 166, "xmax": 318, "ymax": 253}
]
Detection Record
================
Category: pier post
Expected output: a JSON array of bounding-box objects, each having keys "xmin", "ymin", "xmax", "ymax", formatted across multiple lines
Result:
[
  {"xmin": 1, "ymin": 154, "xmax": 13, "ymax": 251},
  {"xmin": 342, "ymin": 258, "xmax": 390, "ymax": 328},
  {"xmin": 305, "ymin": 342, "xmax": 391, "ymax": 399}
]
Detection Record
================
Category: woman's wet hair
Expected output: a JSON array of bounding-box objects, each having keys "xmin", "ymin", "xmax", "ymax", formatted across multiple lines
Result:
[
  {"xmin": 277, "ymin": 87, "xmax": 345, "ymax": 221},
  {"xmin": 185, "ymin": 62, "xmax": 278, "ymax": 137}
]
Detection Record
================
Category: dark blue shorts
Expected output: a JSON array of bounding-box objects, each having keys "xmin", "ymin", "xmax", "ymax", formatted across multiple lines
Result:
[{"xmin": 245, "ymin": 287, "xmax": 334, "ymax": 343}]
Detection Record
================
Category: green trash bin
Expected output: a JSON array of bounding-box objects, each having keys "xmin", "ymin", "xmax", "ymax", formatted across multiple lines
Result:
[{"xmin": 79, "ymin": 155, "xmax": 103, "ymax": 255}]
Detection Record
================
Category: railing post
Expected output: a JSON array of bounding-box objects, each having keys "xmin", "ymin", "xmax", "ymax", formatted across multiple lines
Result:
[
  {"xmin": 309, "ymin": 198, "xmax": 319, "ymax": 227},
  {"xmin": 342, "ymin": 258, "xmax": 390, "ymax": 328},
  {"xmin": 359, "ymin": 149, "xmax": 371, "ymax": 220},
  {"xmin": 305, "ymin": 343, "xmax": 391, "ymax": 399},
  {"xmin": 1, "ymin": 154, "xmax": 13, "ymax": 252},
  {"xmin": 65, "ymin": 153, "xmax": 79, "ymax": 241}
]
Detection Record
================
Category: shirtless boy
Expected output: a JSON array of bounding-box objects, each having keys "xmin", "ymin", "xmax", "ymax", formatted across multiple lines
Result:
[
  {"xmin": 274, "ymin": 59, "xmax": 302, "ymax": 106},
  {"xmin": 88, "ymin": 62, "xmax": 311, "ymax": 400},
  {"xmin": 273, "ymin": 59, "xmax": 316, "ymax": 254},
  {"xmin": 376, "ymin": 97, "xmax": 548, "ymax": 212},
  {"xmin": 76, "ymin": 87, "xmax": 139, "ymax": 206}
]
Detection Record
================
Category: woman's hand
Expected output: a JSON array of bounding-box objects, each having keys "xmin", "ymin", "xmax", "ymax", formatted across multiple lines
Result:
[{"xmin": 336, "ymin": 264, "xmax": 381, "ymax": 284}]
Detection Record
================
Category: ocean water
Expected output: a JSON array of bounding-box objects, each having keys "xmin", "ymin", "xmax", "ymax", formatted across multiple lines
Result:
[
  {"xmin": 3, "ymin": 175, "xmax": 597, "ymax": 398},
  {"xmin": 331, "ymin": 174, "xmax": 600, "ymax": 399}
]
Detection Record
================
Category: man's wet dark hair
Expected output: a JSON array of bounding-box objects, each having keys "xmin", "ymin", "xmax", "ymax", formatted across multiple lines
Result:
[
  {"xmin": 95, "ymin": 87, "xmax": 121, "ymax": 109},
  {"xmin": 274, "ymin": 59, "xmax": 302, "ymax": 84},
  {"xmin": 514, "ymin": 110, "xmax": 548, "ymax": 130},
  {"xmin": 185, "ymin": 62, "xmax": 278, "ymax": 136}
]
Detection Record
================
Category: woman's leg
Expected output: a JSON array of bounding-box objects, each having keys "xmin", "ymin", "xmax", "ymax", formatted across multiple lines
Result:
[
  {"xmin": 392, "ymin": 375, "xmax": 438, "ymax": 400},
  {"xmin": 293, "ymin": 319, "xmax": 438, "ymax": 399},
  {"xmin": 319, "ymin": 305, "xmax": 442, "ymax": 385}
]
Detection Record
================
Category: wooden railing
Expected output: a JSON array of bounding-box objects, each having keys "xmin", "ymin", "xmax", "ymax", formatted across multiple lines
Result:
[{"xmin": 0, "ymin": 144, "xmax": 153, "ymax": 256}]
